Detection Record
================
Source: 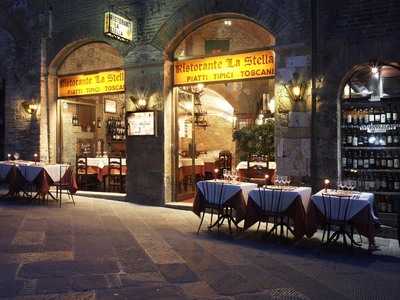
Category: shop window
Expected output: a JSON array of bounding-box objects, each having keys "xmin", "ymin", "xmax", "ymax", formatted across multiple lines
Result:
[{"xmin": 340, "ymin": 62, "xmax": 400, "ymax": 216}]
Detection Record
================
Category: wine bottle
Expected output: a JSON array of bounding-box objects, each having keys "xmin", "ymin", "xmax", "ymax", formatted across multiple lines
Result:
[
  {"xmin": 393, "ymin": 106, "xmax": 398, "ymax": 123},
  {"xmin": 394, "ymin": 176, "xmax": 400, "ymax": 191},
  {"xmin": 381, "ymin": 108, "xmax": 386, "ymax": 124},
  {"xmin": 375, "ymin": 108, "xmax": 381, "ymax": 124},
  {"xmin": 386, "ymin": 106, "xmax": 392, "ymax": 124},
  {"xmin": 352, "ymin": 130, "xmax": 358, "ymax": 146},
  {"xmin": 394, "ymin": 152, "xmax": 399, "ymax": 169},
  {"xmin": 369, "ymin": 108, "xmax": 375, "ymax": 124},
  {"xmin": 381, "ymin": 152, "xmax": 387, "ymax": 168},
  {"xmin": 387, "ymin": 151, "xmax": 394, "ymax": 169},
  {"xmin": 358, "ymin": 151, "xmax": 363, "ymax": 169},
  {"xmin": 369, "ymin": 151, "xmax": 375, "ymax": 168},
  {"xmin": 353, "ymin": 151, "xmax": 358, "ymax": 169},
  {"xmin": 363, "ymin": 151, "xmax": 369, "ymax": 169}
]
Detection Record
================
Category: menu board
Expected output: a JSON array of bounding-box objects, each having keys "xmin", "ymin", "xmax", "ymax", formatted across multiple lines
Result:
[{"xmin": 127, "ymin": 111, "xmax": 156, "ymax": 136}]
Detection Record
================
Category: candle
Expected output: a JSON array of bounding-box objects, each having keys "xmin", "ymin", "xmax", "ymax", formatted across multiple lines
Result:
[
  {"xmin": 324, "ymin": 179, "xmax": 330, "ymax": 192},
  {"xmin": 265, "ymin": 174, "xmax": 269, "ymax": 186},
  {"xmin": 34, "ymin": 153, "xmax": 38, "ymax": 164},
  {"xmin": 7, "ymin": 153, "xmax": 11, "ymax": 160},
  {"xmin": 214, "ymin": 168, "xmax": 219, "ymax": 181}
]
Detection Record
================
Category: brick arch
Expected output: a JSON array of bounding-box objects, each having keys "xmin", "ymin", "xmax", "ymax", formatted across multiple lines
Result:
[
  {"xmin": 151, "ymin": 0, "xmax": 289, "ymax": 54},
  {"xmin": 48, "ymin": 39, "xmax": 124, "ymax": 75}
]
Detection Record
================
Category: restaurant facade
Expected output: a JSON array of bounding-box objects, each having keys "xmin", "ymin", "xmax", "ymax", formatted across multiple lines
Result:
[{"xmin": 1, "ymin": 0, "xmax": 400, "ymax": 214}]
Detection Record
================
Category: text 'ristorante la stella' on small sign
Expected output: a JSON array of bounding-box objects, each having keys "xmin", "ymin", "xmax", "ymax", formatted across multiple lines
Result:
[
  {"xmin": 173, "ymin": 49, "xmax": 275, "ymax": 85},
  {"xmin": 58, "ymin": 69, "xmax": 125, "ymax": 97}
]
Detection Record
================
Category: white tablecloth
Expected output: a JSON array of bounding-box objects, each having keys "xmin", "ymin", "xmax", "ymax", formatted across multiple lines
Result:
[
  {"xmin": 248, "ymin": 186, "xmax": 312, "ymax": 213},
  {"xmin": 197, "ymin": 180, "xmax": 257, "ymax": 205},
  {"xmin": 311, "ymin": 190, "xmax": 377, "ymax": 221},
  {"xmin": 236, "ymin": 161, "xmax": 276, "ymax": 170},
  {"xmin": 0, "ymin": 161, "xmax": 70, "ymax": 183},
  {"xmin": 86, "ymin": 157, "xmax": 127, "ymax": 169},
  {"xmin": 179, "ymin": 158, "xmax": 204, "ymax": 168}
]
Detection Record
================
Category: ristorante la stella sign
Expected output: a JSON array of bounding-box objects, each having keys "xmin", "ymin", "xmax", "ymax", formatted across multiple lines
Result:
[
  {"xmin": 174, "ymin": 49, "xmax": 275, "ymax": 85},
  {"xmin": 58, "ymin": 69, "xmax": 125, "ymax": 97}
]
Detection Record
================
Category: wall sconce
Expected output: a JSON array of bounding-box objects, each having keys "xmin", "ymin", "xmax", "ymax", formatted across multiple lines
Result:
[
  {"xmin": 283, "ymin": 72, "xmax": 307, "ymax": 102},
  {"xmin": 22, "ymin": 100, "xmax": 40, "ymax": 115},
  {"xmin": 129, "ymin": 95, "xmax": 148, "ymax": 111}
]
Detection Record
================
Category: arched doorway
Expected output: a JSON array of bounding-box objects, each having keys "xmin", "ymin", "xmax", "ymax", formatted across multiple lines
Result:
[
  {"xmin": 339, "ymin": 62, "xmax": 400, "ymax": 215},
  {"xmin": 164, "ymin": 17, "xmax": 276, "ymax": 204},
  {"xmin": 49, "ymin": 41, "xmax": 126, "ymax": 191}
]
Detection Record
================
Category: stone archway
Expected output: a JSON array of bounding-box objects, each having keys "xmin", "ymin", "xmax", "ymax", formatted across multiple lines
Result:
[
  {"xmin": 161, "ymin": 10, "xmax": 278, "ymax": 203},
  {"xmin": 151, "ymin": 0, "xmax": 290, "ymax": 54},
  {"xmin": 43, "ymin": 40, "xmax": 124, "ymax": 163}
]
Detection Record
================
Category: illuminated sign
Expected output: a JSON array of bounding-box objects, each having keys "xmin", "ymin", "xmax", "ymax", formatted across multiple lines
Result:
[
  {"xmin": 104, "ymin": 12, "xmax": 133, "ymax": 42},
  {"xmin": 58, "ymin": 70, "xmax": 125, "ymax": 97},
  {"xmin": 174, "ymin": 49, "xmax": 275, "ymax": 85}
]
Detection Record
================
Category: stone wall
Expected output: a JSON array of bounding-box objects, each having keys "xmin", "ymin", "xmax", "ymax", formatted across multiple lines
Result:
[{"xmin": 0, "ymin": 1, "xmax": 43, "ymax": 160}]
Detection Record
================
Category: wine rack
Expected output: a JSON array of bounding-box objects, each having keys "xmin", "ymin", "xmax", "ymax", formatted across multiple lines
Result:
[
  {"xmin": 341, "ymin": 97, "xmax": 400, "ymax": 214},
  {"xmin": 106, "ymin": 117, "xmax": 126, "ymax": 141}
]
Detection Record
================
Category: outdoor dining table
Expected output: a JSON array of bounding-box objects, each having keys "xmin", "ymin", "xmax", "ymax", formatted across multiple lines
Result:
[
  {"xmin": 193, "ymin": 180, "xmax": 258, "ymax": 227},
  {"xmin": 0, "ymin": 161, "xmax": 77, "ymax": 201},
  {"xmin": 244, "ymin": 186, "xmax": 312, "ymax": 239},
  {"xmin": 307, "ymin": 190, "xmax": 379, "ymax": 244}
]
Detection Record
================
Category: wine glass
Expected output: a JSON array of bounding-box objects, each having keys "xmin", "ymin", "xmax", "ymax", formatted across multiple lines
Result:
[
  {"xmin": 275, "ymin": 175, "xmax": 282, "ymax": 187},
  {"xmin": 14, "ymin": 152, "xmax": 20, "ymax": 161},
  {"xmin": 223, "ymin": 169, "xmax": 227, "ymax": 181}
]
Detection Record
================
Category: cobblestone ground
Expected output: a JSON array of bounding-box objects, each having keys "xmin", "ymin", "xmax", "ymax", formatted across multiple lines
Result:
[{"xmin": 0, "ymin": 196, "xmax": 399, "ymax": 300}]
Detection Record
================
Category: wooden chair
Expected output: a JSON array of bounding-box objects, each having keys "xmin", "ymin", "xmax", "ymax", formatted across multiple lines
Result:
[
  {"xmin": 255, "ymin": 187, "xmax": 295, "ymax": 238},
  {"xmin": 55, "ymin": 164, "xmax": 75, "ymax": 207},
  {"xmin": 76, "ymin": 156, "xmax": 98, "ymax": 191},
  {"xmin": 218, "ymin": 151, "xmax": 232, "ymax": 174},
  {"xmin": 246, "ymin": 154, "xmax": 272, "ymax": 186},
  {"xmin": 321, "ymin": 193, "xmax": 359, "ymax": 247},
  {"xmin": 107, "ymin": 156, "xmax": 125, "ymax": 193}
]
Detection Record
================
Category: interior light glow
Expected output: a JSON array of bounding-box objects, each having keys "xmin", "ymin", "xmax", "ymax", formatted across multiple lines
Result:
[
  {"xmin": 224, "ymin": 20, "xmax": 232, "ymax": 26},
  {"xmin": 292, "ymin": 86, "xmax": 301, "ymax": 97}
]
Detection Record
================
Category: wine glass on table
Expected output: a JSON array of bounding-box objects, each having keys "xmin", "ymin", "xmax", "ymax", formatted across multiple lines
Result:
[
  {"xmin": 14, "ymin": 152, "xmax": 20, "ymax": 161},
  {"xmin": 275, "ymin": 175, "xmax": 281, "ymax": 187}
]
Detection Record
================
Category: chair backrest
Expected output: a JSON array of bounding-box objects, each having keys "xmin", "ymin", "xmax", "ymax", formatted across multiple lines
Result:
[
  {"xmin": 76, "ymin": 156, "xmax": 88, "ymax": 175},
  {"xmin": 198, "ymin": 181, "xmax": 226, "ymax": 207},
  {"xmin": 59, "ymin": 163, "xmax": 70, "ymax": 184},
  {"xmin": 218, "ymin": 151, "xmax": 232, "ymax": 171},
  {"xmin": 321, "ymin": 193, "xmax": 357, "ymax": 222},
  {"xmin": 108, "ymin": 156, "xmax": 122, "ymax": 175},
  {"xmin": 256, "ymin": 187, "xmax": 283, "ymax": 213}
]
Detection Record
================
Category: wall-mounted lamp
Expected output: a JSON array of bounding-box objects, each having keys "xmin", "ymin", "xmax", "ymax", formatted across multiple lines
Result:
[
  {"xmin": 129, "ymin": 95, "xmax": 148, "ymax": 111},
  {"xmin": 22, "ymin": 100, "xmax": 40, "ymax": 115},
  {"xmin": 283, "ymin": 72, "xmax": 307, "ymax": 102}
]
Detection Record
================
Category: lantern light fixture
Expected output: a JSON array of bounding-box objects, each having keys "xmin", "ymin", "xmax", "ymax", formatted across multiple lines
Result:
[
  {"xmin": 283, "ymin": 72, "xmax": 308, "ymax": 102},
  {"xmin": 22, "ymin": 100, "xmax": 40, "ymax": 115}
]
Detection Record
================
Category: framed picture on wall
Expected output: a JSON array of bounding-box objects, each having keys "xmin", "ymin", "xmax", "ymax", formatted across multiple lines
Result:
[{"xmin": 104, "ymin": 99, "xmax": 117, "ymax": 113}]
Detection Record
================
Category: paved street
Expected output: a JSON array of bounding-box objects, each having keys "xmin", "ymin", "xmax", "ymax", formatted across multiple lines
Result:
[{"xmin": 0, "ymin": 196, "xmax": 399, "ymax": 300}]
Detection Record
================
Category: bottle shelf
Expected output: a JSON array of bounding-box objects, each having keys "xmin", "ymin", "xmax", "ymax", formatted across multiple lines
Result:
[
  {"xmin": 343, "ymin": 168, "xmax": 400, "ymax": 173},
  {"xmin": 342, "ymin": 146, "xmax": 400, "ymax": 150}
]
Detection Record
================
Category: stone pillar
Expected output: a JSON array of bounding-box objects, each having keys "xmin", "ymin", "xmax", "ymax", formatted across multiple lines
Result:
[
  {"xmin": 125, "ymin": 46, "xmax": 165, "ymax": 205},
  {"xmin": 274, "ymin": 45, "xmax": 312, "ymax": 185}
]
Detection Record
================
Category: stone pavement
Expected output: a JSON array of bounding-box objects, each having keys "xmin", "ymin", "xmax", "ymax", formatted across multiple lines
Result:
[{"xmin": 0, "ymin": 196, "xmax": 399, "ymax": 300}]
